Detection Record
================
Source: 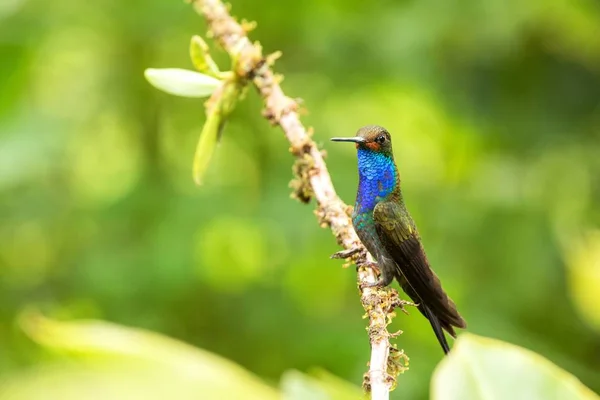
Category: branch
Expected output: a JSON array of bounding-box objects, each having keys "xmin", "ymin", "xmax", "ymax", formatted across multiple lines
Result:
[{"xmin": 191, "ymin": 0, "xmax": 409, "ymax": 397}]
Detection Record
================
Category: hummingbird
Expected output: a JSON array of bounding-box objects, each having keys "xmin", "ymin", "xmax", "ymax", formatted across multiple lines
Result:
[{"xmin": 331, "ymin": 125, "xmax": 466, "ymax": 354}]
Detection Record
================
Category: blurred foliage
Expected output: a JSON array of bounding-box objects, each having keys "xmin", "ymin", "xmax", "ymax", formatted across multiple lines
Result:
[
  {"xmin": 1, "ymin": 315, "xmax": 594, "ymax": 400},
  {"xmin": 2, "ymin": 313, "xmax": 280, "ymax": 400},
  {"xmin": 0, "ymin": 313, "xmax": 362, "ymax": 399},
  {"xmin": 559, "ymin": 229, "xmax": 600, "ymax": 333},
  {"xmin": 432, "ymin": 333, "xmax": 599, "ymax": 400},
  {"xmin": 1, "ymin": 0, "xmax": 600, "ymax": 399}
]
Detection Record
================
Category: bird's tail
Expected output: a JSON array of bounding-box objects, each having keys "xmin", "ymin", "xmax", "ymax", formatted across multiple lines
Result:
[
  {"xmin": 396, "ymin": 271, "xmax": 464, "ymax": 355},
  {"xmin": 423, "ymin": 305, "xmax": 450, "ymax": 355}
]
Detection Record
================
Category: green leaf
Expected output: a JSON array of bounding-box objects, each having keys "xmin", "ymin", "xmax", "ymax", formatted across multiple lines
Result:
[
  {"xmin": 190, "ymin": 35, "xmax": 220, "ymax": 76},
  {"xmin": 281, "ymin": 370, "xmax": 330, "ymax": 400},
  {"xmin": 192, "ymin": 96, "xmax": 224, "ymax": 185},
  {"xmin": 0, "ymin": 0, "xmax": 25, "ymax": 20},
  {"xmin": 13, "ymin": 313, "xmax": 279, "ymax": 400},
  {"xmin": 431, "ymin": 333, "xmax": 599, "ymax": 400},
  {"xmin": 144, "ymin": 68, "xmax": 221, "ymax": 98}
]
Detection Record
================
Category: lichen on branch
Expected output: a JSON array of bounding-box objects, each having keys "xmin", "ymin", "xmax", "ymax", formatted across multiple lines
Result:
[{"xmin": 191, "ymin": 0, "xmax": 409, "ymax": 397}]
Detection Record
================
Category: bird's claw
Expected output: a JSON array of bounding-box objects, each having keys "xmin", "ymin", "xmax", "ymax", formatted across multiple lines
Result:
[
  {"xmin": 330, "ymin": 247, "xmax": 362, "ymax": 259},
  {"xmin": 359, "ymin": 264, "xmax": 384, "ymax": 290},
  {"xmin": 364, "ymin": 261, "xmax": 380, "ymax": 272},
  {"xmin": 359, "ymin": 279, "xmax": 383, "ymax": 290}
]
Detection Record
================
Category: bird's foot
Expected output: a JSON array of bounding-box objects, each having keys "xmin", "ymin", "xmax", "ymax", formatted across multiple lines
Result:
[
  {"xmin": 360, "ymin": 279, "xmax": 382, "ymax": 290},
  {"xmin": 330, "ymin": 247, "xmax": 362, "ymax": 259},
  {"xmin": 359, "ymin": 263, "xmax": 396, "ymax": 290}
]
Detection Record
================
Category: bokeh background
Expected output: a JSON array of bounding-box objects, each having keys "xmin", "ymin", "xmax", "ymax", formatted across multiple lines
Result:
[{"xmin": 1, "ymin": 0, "xmax": 600, "ymax": 398}]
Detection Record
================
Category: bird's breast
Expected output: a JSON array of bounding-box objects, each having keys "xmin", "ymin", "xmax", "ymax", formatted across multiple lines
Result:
[
  {"xmin": 352, "ymin": 210, "xmax": 396, "ymax": 269},
  {"xmin": 355, "ymin": 170, "xmax": 397, "ymax": 214},
  {"xmin": 352, "ymin": 212, "xmax": 382, "ymax": 257}
]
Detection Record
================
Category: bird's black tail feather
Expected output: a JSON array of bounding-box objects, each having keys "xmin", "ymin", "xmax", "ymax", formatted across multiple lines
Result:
[
  {"xmin": 423, "ymin": 305, "xmax": 450, "ymax": 355},
  {"xmin": 397, "ymin": 273, "xmax": 460, "ymax": 355}
]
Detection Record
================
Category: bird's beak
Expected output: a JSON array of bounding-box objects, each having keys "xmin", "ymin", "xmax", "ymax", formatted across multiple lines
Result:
[{"xmin": 330, "ymin": 137, "xmax": 365, "ymax": 143}]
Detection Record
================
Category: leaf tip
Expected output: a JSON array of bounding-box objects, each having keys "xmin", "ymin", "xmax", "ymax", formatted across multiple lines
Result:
[{"xmin": 143, "ymin": 68, "xmax": 221, "ymax": 98}]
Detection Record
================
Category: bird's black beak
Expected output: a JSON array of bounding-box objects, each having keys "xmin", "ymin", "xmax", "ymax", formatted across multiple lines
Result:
[{"xmin": 330, "ymin": 137, "xmax": 365, "ymax": 143}]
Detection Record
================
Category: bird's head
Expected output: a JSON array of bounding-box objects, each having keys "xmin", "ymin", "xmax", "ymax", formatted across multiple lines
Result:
[{"xmin": 331, "ymin": 125, "xmax": 393, "ymax": 156}]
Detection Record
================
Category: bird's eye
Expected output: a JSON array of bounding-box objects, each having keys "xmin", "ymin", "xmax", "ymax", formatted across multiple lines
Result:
[{"xmin": 375, "ymin": 135, "xmax": 386, "ymax": 144}]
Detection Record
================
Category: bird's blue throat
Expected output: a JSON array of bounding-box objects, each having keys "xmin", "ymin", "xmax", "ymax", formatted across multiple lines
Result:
[{"xmin": 355, "ymin": 147, "xmax": 398, "ymax": 214}]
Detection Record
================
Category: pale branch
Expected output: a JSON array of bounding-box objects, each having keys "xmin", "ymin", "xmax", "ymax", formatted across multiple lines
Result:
[{"xmin": 191, "ymin": 0, "xmax": 408, "ymax": 396}]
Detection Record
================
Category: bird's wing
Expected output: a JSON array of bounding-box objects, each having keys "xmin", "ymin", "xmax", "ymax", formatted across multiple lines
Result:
[{"xmin": 373, "ymin": 200, "xmax": 466, "ymax": 332}]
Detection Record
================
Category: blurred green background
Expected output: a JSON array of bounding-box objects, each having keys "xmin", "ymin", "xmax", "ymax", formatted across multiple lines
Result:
[{"xmin": 1, "ymin": 0, "xmax": 600, "ymax": 398}]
